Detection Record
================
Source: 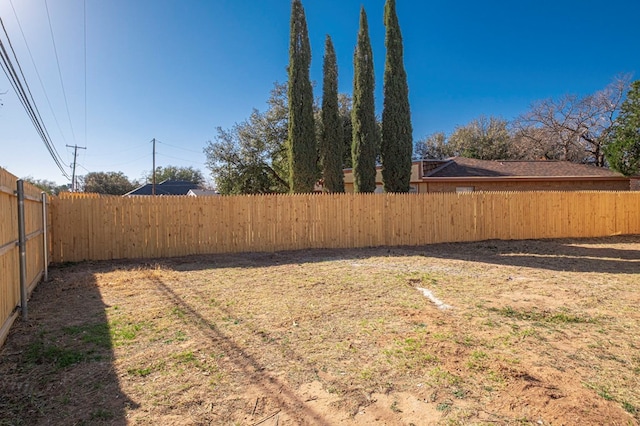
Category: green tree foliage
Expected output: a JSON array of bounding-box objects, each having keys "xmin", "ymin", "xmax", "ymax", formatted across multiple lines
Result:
[
  {"xmin": 204, "ymin": 84, "xmax": 290, "ymax": 195},
  {"xmin": 605, "ymin": 80, "xmax": 640, "ymax": 175},
  {"xmin": 320, "ymin": 35, "xmax": 344, "ymax": 193},
  {"xmin": 204, "ymin": 122, "xmax": 289, "ymax": 195},
  {"xmin": 381, "ymin": 0, "xmax": 412, "ymax": 192},
  {"xmin": 80, "ymin": 172, "xmax": 136, "ymax": 195},
  {"xmin": 351, "ymin": 7, "xmax": 377, "ymax": 193},
  {"xmin": 205, "ymin": 81, "xmax": 352, "ymax": 195},
  {"xmin": 287, "ymin": 0, "xmax": 317, "ymax": 193},
  {"xmin": 147, "ymin": 165, "xmax": 204, "ymax": 185},
  {"xmin": 413, "ymin": 132, "xmax": 451, "ymax": 160},
  {"xmin": 263, "ymin": 82, "xmax": 291, "ymax": 184},
  {"xmin": 339, "ymin": 93, "xmax": 354, "ymax": 169},
  {"xmin": 448, "ymin": 116, "xmax": 511, "ymax": 160},
  {"xmin": 22, "ymin": 176, "xmax": 69, "ymax": 195}
]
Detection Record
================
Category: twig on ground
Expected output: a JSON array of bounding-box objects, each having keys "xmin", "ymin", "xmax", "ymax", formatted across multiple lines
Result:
[{"xmin": 251, "ymin": 410, "xmax": 280, "ymax": 426}]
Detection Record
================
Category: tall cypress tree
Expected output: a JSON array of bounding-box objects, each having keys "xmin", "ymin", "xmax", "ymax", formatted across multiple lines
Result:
[
  {"xmin": 351, "ymin": 7, "xmax": 377, "ymax": 193},
  {"xmin": 381, "ymin": 0, "xmax": 413, "ymax": 192},
  {"xmin": 320, "ymin": 35, "xmax": 345, "ymax": 193},
  {"xmin": 287, "ymin": 0, "xmax": 316, "ymax": 193}
]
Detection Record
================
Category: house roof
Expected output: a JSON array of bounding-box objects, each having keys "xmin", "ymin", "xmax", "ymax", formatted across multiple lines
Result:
[
  {"xmin": 124, "ymin": 180, "xmax": 200, "ymax": 196},
  {"xmin": 423, "ymin": 157, "xmax": 625, "ymax": 179},
  {"xmin": 187, "ymin": 189, "xmax": 219, "ymax": 196}
]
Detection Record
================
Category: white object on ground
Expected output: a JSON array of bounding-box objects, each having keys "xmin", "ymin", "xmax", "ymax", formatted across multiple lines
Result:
[{"xmin": 416, "ymin": 287, "xmax": 453, "ymax": 311}]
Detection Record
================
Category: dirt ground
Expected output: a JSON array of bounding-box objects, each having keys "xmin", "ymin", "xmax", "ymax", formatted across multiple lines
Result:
[{"xmin": 1, "ymin": 235, "xmax": 639, "ymax": 425}]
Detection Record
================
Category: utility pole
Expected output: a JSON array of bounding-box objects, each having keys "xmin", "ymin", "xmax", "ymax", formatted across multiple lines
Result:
[
  {"xmin": 66, "ymin": 144, "xmax": 87, "ymax": 192},
  {"xmin": 152, "ymin": 138, "xmax": 156, "ymax": 196}
]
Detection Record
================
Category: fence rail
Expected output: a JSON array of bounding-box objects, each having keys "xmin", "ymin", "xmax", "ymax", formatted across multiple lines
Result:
[
  {"xmin": 50, "ymin": 191, "xmax": 640, "ymax": 263},
  {"xmin": 0, "ymin": 168, "xmax": 49, "ymax": 347}
]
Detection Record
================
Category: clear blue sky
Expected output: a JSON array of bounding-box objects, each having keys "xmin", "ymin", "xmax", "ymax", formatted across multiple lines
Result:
[{"xmin": 1, "ymin": 0, "xmax": 639, "ymax": 186}]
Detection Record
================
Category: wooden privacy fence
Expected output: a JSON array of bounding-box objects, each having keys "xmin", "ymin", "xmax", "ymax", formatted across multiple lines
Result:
[
  {"xmin": 50, "ymin": 191, "xmax": 640, "ymax": 263},
  {"xmin": 0, "ymin": 168, "xmax": 49, "ymax": 347}
]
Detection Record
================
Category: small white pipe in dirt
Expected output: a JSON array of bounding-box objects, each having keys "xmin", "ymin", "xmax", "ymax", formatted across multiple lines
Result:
[{"xmin": 416, "ymin": 287, "xmax": 452, "ymax": 310}]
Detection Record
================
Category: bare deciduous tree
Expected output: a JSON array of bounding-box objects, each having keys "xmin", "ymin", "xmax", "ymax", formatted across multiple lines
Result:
[{"xmin": 513, "ymin": 75, "xmax": 631, "ymax": 166}]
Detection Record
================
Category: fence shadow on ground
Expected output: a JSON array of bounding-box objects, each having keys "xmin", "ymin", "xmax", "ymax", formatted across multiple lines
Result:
[
  {"xmin": 401, "ymin": 234, "xmax": 640, "ymax": 275},
  {"xmin": 0, "ymin": 265, "xmax": 137, "ymax": 425},
  {"xmin": 45, "ymin": 234, "xmax": 640, "ymax": 277},
  {"xmin": 145, "ymin": 234, "xmax": 640, "ymax": 276}
]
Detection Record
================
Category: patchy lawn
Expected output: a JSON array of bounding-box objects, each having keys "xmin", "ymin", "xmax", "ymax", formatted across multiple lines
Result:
[{"xmin": 1, "ymin": 236, "xmax": 639, "ymax": 425}]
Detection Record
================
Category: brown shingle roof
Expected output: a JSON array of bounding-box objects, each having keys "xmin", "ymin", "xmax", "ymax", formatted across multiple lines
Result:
[{"xmin": 424, "ymin": 157, "xmax": 624, "ymax": 178}]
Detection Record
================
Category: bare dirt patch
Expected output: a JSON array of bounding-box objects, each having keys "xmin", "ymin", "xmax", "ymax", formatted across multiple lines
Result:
[{"xmin": 1, "ymin": 236, "xmax": 639, "ymax": 425}]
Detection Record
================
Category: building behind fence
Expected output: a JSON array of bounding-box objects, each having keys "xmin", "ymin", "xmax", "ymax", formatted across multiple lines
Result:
[
  {"xmin": 0, "ymin": 168, "xmax": 49, "ymax": 347},
  {"xmin": 51, "ymin": 191, "xmax": 640, "ymax": 263}
]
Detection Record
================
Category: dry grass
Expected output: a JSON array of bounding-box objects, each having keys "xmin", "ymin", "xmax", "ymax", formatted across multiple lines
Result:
[{"xmin": 1, "ymin": 235, "xmax": 639, "ymax": 425}]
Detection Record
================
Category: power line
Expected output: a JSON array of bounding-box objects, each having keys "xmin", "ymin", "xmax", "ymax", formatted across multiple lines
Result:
[
  {"xmin": 156, "ymin": 152, "xmax": 208, "ymax": 166},
  {"xmin": 115, "ymin": 142, "xmax": 150, "ymax": 154},
  {"xmin": 8, "ymin": 0, "xmax": 68, "ymax": 146},
  {"xmin": 81, "ymin": 141, "xmax": 148, "ymax": 158},
  {"xmin": 0, "ymin": 17, "xmax": 70, "ymax": 180},
  {"xmin": 44, "ymin": 0, "xmax": 77, "ymax": 145},
  {"xmin": 155, "ymin": 139, "xmax": 208, "ymax": 165},
  {"xmin": 156, "ymin": 139, "xmax": 205, "ymax": 154},
  {"xmin": 82, "ymin": 153, "xmax": 152, "ymax": 169}
]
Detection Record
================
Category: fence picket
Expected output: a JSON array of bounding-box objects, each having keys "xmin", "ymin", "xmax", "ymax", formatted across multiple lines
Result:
[{"xmin": 42, "ymin": 191, "xmax": 640, "ymax": 263}]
